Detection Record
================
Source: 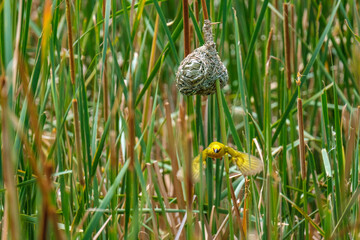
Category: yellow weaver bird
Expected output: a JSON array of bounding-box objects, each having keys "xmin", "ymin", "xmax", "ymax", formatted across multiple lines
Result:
[{"xmin": 187, "ymin": 142, "xmax": 263, "ymax": 182}]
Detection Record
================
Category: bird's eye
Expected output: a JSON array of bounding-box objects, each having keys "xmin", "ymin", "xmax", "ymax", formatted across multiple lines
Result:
[{"xmin": 213, "ymin": 148, "xmax": 220, "ymax": 153}]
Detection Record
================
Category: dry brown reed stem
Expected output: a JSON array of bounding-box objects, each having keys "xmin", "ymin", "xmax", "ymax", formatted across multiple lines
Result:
[
  {"xmin": 344, "ymin": 106, "xmax": 360, "ymax": 179},
  {"xmin": 342, "ymin": 106, "xmax": 351, "ymax": 179},
  {"xmin": 148, "ymin": 13, "xmax": 159, "ymax": 77},
  {"xmin": 180, "ymin": 0, "xmax": 189, "ymax": 142},
  {"xmin": 165, "ymin": 102, "xmax": 185, "ymax": 208},
  {"xmin": 177, "ymin": 114, "xmax": 193, "ymax": 230},
  {"xmin": 142, "ymin": 10, "xmax": 159, "ymax": 138},
  {"xmin": 19, "ymin": 132, "xmax": 63, "ymax": 240},
  {"xmin": 229, "ymin": 182, "xmax": 246, "ymax": 239},
  {"xmin": 243, "ymin": 179, "xmax": 250, "ymax": 236},
  {"xmin": 1, "ymin": 196, "xmax": 8, "ymax": 239},
  {"xmin": 290, "ymin": 4, "xmax": 296, "ymax": 74},
  {"xmin": 102, "ymin": 62, "xmax": 109, "ymax": 120},
  {"xmin": 297, "ymin": 98, "xmax": 306, "ymax": 180},
  {"xmin": 40, "ymin": 163, "xmax": 57, "ymax": 240},
  {"xmin": 102, "ymin": 0, "xmax": 109, "ymax": 121},
  {"xmin": 125, "ymin": 2, "xmax": 136, "ymax": 172},
  {"xmin": 128, "ymin": 54, "xmax": 135, "ymax": 170},
  {"xmin": 65, "ymin": 0, "xmax": 75, "ymax": 85},
  {"xmin": 200, "ymin": 0, "xmax": 209, "ymax": 20},
  {"xmin": 8, "ymin": 68, "xmax": 64, "ymax": 239},
  {"xmin": 96, "ymin": 166, "xmax": 108, "ymax": 196},
  {"xmin": 200, "ymin": 218, "xmax": 212, "ymax": 239},
  {"xmin": 182, "ymin": 0, "xmax": 190, "ymax": 57},
  {"xmin": 39, "ymin": 201, "xmax": 49, "ymax": 240},
  {"xmin": 65, "ymin": 0, "xmax": 88, "ymax": 187},
  {"xmin": 195, "ymin": 0, "xmax": 199, "ymax": 22},
  {"xmin": 266, "ymin": 28, "xmax": 273, "ymax": 62},
  {"xmin": 153, "ymin": 162, "xmax": 178, "ymax": 236},
  {"xmin": 185, "ymin": 133, "xmax": 193, "ymax": 207},
  {"xmin": 283, "ymin": 3, "xmax": 291, "ymax": 89},
  {"xmin": 209, "ymin": 205, "xmax": 216, "ymax": 231},
  {"xmin": 17, "ymin": 61, "xmax": 46, "ymax": 165},
  {"xmin": 0, "ymin": 78, "xmax": 20, "ymax": 240},
  {"xmin": 73, "ymin": 99, "xmax": 85, "ymax": 186},
  {"xmin": 110, "ymin": 130, "xmax": 117, "ymax": 170},
  {"xmin": 11, "ymin": 0, "xmax": 23, "ymax": 89},
  {"xmin": 17, "ymin": 60, "xmax": 52, "ymax": 182},
  {"xmin": 145, "ymin": 164, "xmax": 160, "ymax": 238},
  {"xmin": 214, "ymin": 210, "xmax": 231, "ymax": 239},
  {"xmin": 130, "ymin": 0, "xmax": 136, "ymax": 32},
  {"xmin": 108, "ymin": 78, "xmax": 127, "ymax": 169}
]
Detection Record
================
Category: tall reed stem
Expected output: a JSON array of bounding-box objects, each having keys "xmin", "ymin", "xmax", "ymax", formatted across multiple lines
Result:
[
  {"xmin": 215, "ymin": 79, "xmax": 234, "ymax": 239},
  {"xmin": 283, "ymin": 3, "xmax": 291, "ymax": 89}
]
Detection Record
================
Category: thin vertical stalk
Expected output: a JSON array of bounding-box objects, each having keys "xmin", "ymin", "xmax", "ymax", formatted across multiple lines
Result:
[
  {"xmin": 153, "ymin": 162, "xmax": 178, "ymax": 236},
  {"xmin": 182, "ymin": 1, "xmax": 195, "ymax": 238},
  {"xmin": 165, "ymin": 102, "xmax": 185, "ymax": 209},
  {"xmin": 200, "ymin": 0, "xmax": 209, "ymax": 20},
  {"xmin": 264, "ymin": 57, "xmax": 272, "ymax": 240},
  {"xmin": 182, "ymin": 0, "xmax": 190, "ymax": 57},
  {"xmin": 182, "ymin": 0, "xmax": 195, "ymax": 196},
  {"xmin": 264, "ymin": 29, "xmax": 274, "ymax": 238},
  {"xmin": 110, "ymin": 129, "xmax": 118, "ymax": 235},
  {"xmin": 297, "ymin": 97, "xmax": 308, "ymax": 239},
  {"xmin": 127, "ymin": 54, "xmax": 135, "ymax": 171},
  {"xmin": 215, "ymin": 79, "xmax": 234, "ymax": 239},
  {"xmin": 145, "ymin": 164, "xmax": 160, "ymax": 239},
  {"xmin": 177, "ymin": 109, "xmax": 193, "ymax": 239},
  {"xmin": 266, "ymin": 29, "xmax": 273, "ymax": 62},
  {"xmin": 102, "ymin": 0, "xmax": 109, "ymax": 121},
  {"xmin": 297, "ymin": 98, "xmax": 306, "ymax": 181},
  {"xmin": 333, "ymin": 80, "xmax": 344, "ymax": 225},
  {"xmin": 65, "ymin": 0, "xmax": 75, "ymax": 85},
  {"xmin": 142, "ymin": 9, "xmax": 160, "ymax": 131},
  {"xmin": 0, "ymin": 79, "xmax": 20, "ymax": 240},
  {"xmin": 230, "ymin": 181, "xmax": 246, "ymax": 239},
  {"xmin": 73, "ymin": 99, "xmax": 84, "ymax": 186},
  {"xmin": 283, "ymin": 3, "xmax": 291, "ymax": 89},
  {"xmin": 11, "ymin": 0, "xmax": 23, "ymax": 90},
  {"xmin": 290, "ymin": 4, "xmax": 296, "ymax": 74}
]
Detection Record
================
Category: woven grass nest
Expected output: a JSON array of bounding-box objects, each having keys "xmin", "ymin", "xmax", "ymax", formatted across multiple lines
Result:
[{"xmin": 176, "ymin": 20, "xmax": 228, "ymax": 96}]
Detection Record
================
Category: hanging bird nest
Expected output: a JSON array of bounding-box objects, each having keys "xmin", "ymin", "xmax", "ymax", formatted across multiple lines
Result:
[{"xmin": 176, "ymin": 20, "xmax": 228, "ymax": 95}]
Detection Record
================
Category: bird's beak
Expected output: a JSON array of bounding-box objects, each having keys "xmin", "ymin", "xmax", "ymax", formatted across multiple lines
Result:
[
  {"xmin": 214, "ymin": 148, "xmax": 219, "ymax": 153},
  {"xmin": 210, "ymin": 22, "xmax": 221, "ymax": 25}
]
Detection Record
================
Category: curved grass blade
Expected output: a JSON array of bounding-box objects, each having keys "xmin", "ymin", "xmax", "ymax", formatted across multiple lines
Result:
[
  {"xmin": 83, "ymin": 160, "xmax": 129, "ymax": 239},
  {"xmin": 152, "ymin": 0, "xmax": 179, "ymax": 65},
  {"xmin": 242, "ymin": 0, "xmax": 269, "ymax": 72},
  {"xmin": 345, "ymin": 19, "xmax": 360, "ymax": 43},
  {"xmin": 281, "ymin": 193, "xmax": 325, "ymax": 237}
]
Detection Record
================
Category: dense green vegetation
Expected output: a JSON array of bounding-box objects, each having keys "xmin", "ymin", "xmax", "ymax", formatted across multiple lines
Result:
[{"xmin": 1, "ymin": 0, "xmax": 360, "ymax": 239}]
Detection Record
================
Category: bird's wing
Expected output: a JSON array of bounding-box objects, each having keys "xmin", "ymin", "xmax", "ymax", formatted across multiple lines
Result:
[{"xmin": 232, "ymin": 152, "xmax": 263, "ymax": 176}]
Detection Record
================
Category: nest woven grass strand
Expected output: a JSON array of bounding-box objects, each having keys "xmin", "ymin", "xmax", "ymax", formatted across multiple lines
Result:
[{"xmin": 176, "ymin": 20, "xmax": 228, "ymax": 95}]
